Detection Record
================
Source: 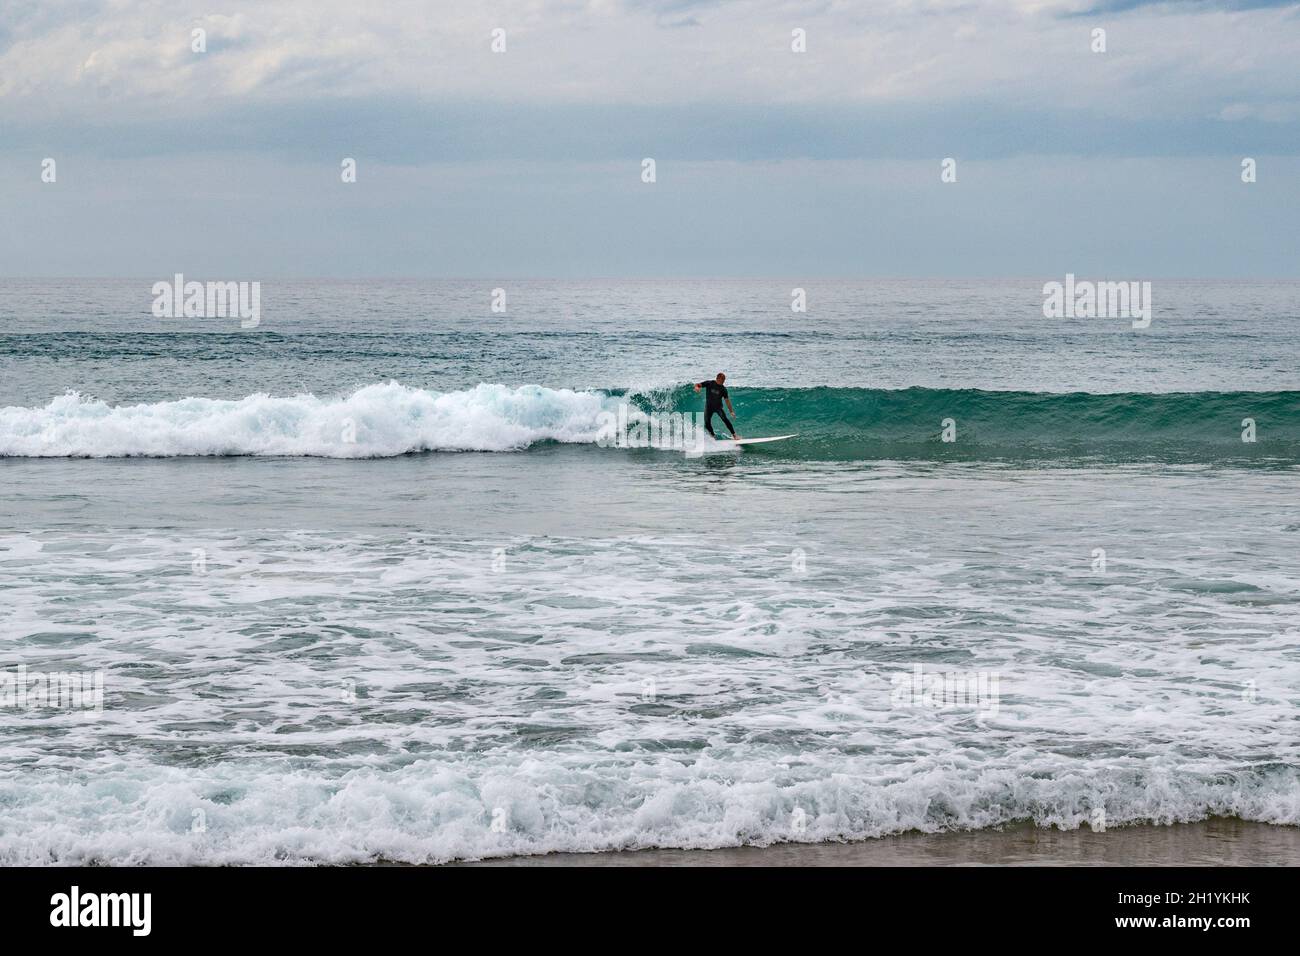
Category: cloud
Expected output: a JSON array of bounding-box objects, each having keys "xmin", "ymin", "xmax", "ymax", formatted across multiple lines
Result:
[
  {"xmin": 5, "ymin": 98, "xmax": 1297, "ymax": 163},
  {"xmin": 1062, "ymin": 0, "xmax": 1299, "ymax": 14},
  {"xmin": 2, "ymin": 0, "xmax": 1298, "ymax": 129}
]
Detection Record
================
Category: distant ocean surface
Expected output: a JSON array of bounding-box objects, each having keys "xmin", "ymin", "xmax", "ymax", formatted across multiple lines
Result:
[{"xmin": 1, "ymin": 279, "xmax": 1297, "ymax": 865}]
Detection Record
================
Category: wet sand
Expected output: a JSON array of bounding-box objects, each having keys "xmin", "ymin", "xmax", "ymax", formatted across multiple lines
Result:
[{"xmin": 456, "ymin": 818, "xmax": 1299, "ymax": 866}]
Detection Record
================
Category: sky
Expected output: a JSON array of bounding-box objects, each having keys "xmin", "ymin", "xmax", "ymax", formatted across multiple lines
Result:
[{"xmin": 1, "ymin": 0, "xmax": 1298, "ymax": 277}]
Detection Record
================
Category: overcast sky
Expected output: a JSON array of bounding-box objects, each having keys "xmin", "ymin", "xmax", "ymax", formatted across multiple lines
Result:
[{"xmin": 2, "ymin": 0, "xmax": 1297, "ymax": 277}]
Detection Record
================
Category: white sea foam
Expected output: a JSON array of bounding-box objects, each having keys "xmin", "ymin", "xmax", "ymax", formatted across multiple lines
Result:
[
  {"xmin": 0, "ymin": 383, "xmax": 619, "ymax": 458},
  {"xmin": 1, "ymin": 755, "xmax": 1296, "ymax": 866},
  {"xmin": 2, "ymin": 521, "xmax": 1298, "ymax": 866}
]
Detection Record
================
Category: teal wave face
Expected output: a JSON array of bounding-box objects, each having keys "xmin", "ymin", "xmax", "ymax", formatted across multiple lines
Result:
[{"xmin": 630, "ymin": 387, "xmax": 1300, "ymax": 463}]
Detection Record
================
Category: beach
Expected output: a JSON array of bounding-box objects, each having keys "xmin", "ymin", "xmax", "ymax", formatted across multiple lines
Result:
[{"xmin": 459, "ymin": 819, "xmax": 1300, "ymax": 866}]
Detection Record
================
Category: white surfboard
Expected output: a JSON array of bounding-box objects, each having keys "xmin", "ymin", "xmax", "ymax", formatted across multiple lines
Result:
[{"xmin": 715, "ymin": 434, "xmax": 797, "ymax": 446}]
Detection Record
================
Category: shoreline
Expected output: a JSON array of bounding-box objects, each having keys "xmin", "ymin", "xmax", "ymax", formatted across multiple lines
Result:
[{"xmin": 451, "ymin": 818, "xmax": 1300, "ymax": 867}]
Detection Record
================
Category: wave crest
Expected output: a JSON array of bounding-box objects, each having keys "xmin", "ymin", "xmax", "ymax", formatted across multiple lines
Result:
[{"xmin": 0, "ymin": 383, "xmax": 616, "ymax": 458}]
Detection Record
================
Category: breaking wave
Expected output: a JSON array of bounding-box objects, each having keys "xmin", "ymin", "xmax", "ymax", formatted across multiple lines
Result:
[{"xmin": 2, "ymin": 382, "xmax": 1298, "ymax": 461}]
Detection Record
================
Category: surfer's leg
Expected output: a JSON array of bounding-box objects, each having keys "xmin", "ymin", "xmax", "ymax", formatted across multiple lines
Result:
[
  {"xmin": 704, "ymin": 410, "xmax": 717, "ymax": 437},
  {"xmin": 716, "ymin": 411, "xmax": 736, "ymax": 437}
]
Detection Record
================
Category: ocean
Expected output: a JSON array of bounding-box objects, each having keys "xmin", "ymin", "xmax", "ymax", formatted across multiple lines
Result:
[{"xmin": 1, "ymin": 278, "xmax": 1297, "ymax": 865}]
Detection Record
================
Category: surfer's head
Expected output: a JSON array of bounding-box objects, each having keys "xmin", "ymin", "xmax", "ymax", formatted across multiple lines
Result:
[{"xmin": 715, "ymin": 372, "xmax": 726, "ymax": 384}]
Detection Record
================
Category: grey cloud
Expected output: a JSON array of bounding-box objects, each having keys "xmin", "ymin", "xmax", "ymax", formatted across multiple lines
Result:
[
  {"xmin": 1064, "ymin": 0, "xmax": 1299, "ymax": 15},
  {"xmin": 4, "ymin": 98, "xmax": 1297, "ymax": 163}
]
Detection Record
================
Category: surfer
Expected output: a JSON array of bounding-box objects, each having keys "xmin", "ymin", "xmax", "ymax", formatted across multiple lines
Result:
[{"xmin": 694, "ymin": 373, "xmax": 739, "ymax": 440}]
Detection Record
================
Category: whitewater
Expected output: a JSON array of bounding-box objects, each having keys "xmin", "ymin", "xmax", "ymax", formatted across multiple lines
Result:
[{"xmin": 0, "ymin": 383, "xmax": 619, "ymax": 457}]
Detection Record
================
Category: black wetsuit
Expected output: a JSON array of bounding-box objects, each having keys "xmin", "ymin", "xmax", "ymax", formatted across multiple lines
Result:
[{"xmin": 698, "ymin": 381, "xmax": 735, "ymax": 437}]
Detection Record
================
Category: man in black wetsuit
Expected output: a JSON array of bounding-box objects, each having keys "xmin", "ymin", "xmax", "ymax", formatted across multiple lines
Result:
[{"xmin": 695, "ymin": 372, "xmax": 740, "ymax": 440}]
